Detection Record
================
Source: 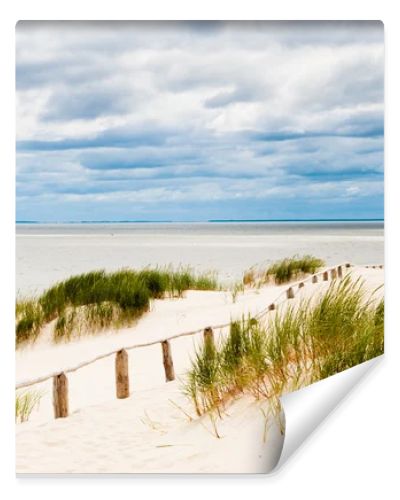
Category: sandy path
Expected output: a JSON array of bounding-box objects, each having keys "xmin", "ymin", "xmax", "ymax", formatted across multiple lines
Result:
[
  {"xmin": 15, "ymin": 266, "xmax": 383, "ymax": 474},
  {"xmin": 16, "ymin": 385, "xmax": 284, "ymax": 474}
]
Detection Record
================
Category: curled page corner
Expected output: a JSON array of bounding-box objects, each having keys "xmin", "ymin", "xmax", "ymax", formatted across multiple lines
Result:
[{"xmin": 273, "ymin": 355, "xmax": 383, "ymax": 471}]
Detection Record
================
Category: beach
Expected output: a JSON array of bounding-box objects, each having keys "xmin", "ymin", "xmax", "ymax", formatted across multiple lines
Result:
[
  {"xmin": 16, "ymin": 222, "xmax": 384, "ymax": 296},
  {"xmin": 15, "ymin": 263, "xmax": 384, "ymax": 474},
  {"xmin": 13, "ymin": 17, "xmax": 386, "ymax": 487}
]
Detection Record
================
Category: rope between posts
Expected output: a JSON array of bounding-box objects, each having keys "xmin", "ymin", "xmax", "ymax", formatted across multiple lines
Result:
[{"xmin": 15, "ymin": 262, "xmax": 356, "ymax": 390}]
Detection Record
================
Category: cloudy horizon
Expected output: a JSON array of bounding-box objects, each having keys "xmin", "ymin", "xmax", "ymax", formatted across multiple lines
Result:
[{"xmin": 16, "ymin": 21, "xmax": 384, "ymax": 222}]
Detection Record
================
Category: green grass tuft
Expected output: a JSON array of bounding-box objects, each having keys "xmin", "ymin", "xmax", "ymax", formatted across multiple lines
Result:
[
  {"xmin": 15, "ymin": 389, "xmax": 43, "ymax": 423},
  {"xmin": 266, "ymin": 255, "xmax": 325, "ymax": 284},
  {"xmin": 15, "ymin": 299, "xmax": 44, "ymax": 346},
  {"xmin": 16, "ymin": 267, "xmax": 219, "ymax": 346},
  {"xmin": 244, "ymin": 255, "xmax": 325, "ymax": 287},
  {"xmin": 184, "ymin": 276, "xmax": 384, "ymax": 416},
  {"xmin": 184, "ymin": 334, "xmax": 221, "ymax": 415}
]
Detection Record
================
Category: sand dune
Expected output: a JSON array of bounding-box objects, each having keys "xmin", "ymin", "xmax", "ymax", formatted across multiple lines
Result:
[{"xmin": 15, "ymin": 266, "xmax": 384, "ymax": 474}]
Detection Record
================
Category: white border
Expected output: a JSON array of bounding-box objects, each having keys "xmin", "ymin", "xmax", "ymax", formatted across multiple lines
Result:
[{"xmin": 1, "ymin": 2, "xmax": 398, "ymax": 499}]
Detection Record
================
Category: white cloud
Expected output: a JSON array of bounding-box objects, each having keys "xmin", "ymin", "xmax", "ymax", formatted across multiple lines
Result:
[{"xmin": 15, "ymin": 21, "xmax": 384, "ymax": 221}]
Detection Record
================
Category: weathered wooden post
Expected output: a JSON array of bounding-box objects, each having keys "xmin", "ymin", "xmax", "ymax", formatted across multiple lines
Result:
[
  {"xmin": 331, "ymin": 268, "xmax": 337, "ymax": 280},
  {"xmin": 286, "ymin": 287, "xmax": 295, "ymax": 299},
  {"xmin": 203, "ymin": 326, "xmax": 214, "ymax": 346},
  {"xmin": 337, "ymin": 266, "xmax": 343, "ymax": 278},
  {"xmin": 53, "ymin": 372, "xmax": 69, "ymax": 418},
  {"xmin": 323, "ymin": 271, "xmax": 329, "ymax": 281},
  {"xmin": 298, "ymin": 282, "xmax": 305, "ymax": 289},
  {"xmin": 161, "ymin": 340, "xmax": 175, "ymax": 382},
  {"xmin": 115, "ymin": 349, "xmax": 130, "ymax": 399},
  {"xmin": 312, "ymin": 275, "xmax": 318, "ymax": 283},
  {"xmin": 345, "ymin": 263, "xmax": 351, "ymax": 268},
  {"xmin": 268, "ymin": 303, "xmax": 276, "ymax": 311}
]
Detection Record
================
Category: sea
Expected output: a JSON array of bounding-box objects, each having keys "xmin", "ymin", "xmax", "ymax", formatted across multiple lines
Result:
[{"xmin": 16, "ymin": 221, "xmax": 384, "ymax": 296}]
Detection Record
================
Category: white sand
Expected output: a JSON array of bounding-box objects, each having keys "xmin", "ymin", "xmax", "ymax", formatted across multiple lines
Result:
[
  {"xmin": 16, "ymin": 222, "xmax": 384, "ymax": 295},
  {"xmin": 15, "ymin": 266, "xmax": 384, "ymax": 474}
]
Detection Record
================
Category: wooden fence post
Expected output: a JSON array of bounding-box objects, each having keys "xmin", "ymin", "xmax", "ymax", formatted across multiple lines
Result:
[
  {"xmin": 161, "ymin": 340, "xmax": 175, "ymax": 382},
  {"xmin": 268, "ymin": 303, "xmax": 276, "ymax": 311},
  {"xmin": 115, "ymin": 349, "xmax": 130, "ymax": 399},
  {"xmin": 331, "ymin": 268, "xmax": 337, "ymax": 279},
  {"xmin": 298, "ymin": 282, "xmax": 305, "ymax": 289},
  {"xmin": 53, "ymin": 372, "xmax": 69, "ymax": 418},
  {"xmin": 286, "ymin": 287, "xmax": 295, "ymax": 299},
  {"xmin": 203, "ymin": 327, "xmax": 214, "ymax": 346},
  {"xmin": 345, "ymin": 263, "xmax": 351, "ymax": 268},
  {"xmin": 312, "ymin": 275, "xmax": 318, "ymax": 283},
  {"xmin": 337, "ymin": 266, "xmax": 343, "ymax": 278},
  {"xmin": 323, "ymin": 271, "xmax": 329, "ymax": 281}
]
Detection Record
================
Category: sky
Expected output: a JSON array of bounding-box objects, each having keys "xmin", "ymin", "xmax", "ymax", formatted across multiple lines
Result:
[{"xmin": 16, "ymin": 21, "xmax": 384, "ymax": 222}]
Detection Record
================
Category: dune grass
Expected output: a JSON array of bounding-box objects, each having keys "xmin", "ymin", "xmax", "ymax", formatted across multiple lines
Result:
[
  {"xmin": 16, "ymin": 267, "xmax": 218, "ymax": 347},
  {"xmin": 15, "ymin": 389, "xmax": 43, "ymax": 423},
  {"xmin": 184, "ymin": 276, "xmax": 384, "ymax": 416},
  {"xmin": 243, "ymin": 255, "xmax": 325, "ymax": 287},
  {"xmin": 266, "ymin": 255, "xmax": 325, "ymax": 284},
  {"xmin": 15, "ymin": 299, "xmax": 44, "ymax": 345}
]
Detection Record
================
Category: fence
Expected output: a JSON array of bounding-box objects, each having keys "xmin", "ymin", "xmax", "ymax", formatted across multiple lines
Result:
[{"xmin": 16, "ymin": 262, "xmax": 381, "ymax": 419}]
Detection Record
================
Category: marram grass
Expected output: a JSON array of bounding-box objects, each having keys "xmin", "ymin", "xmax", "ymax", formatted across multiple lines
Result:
[
  {"xmin": 184, "ymin": 276, "xmax": 384, "ymax": 416},
  {"xmin": 15, "ymin": 389, "xmax": 43, "ymax": 423},
  {"xmin": 243, "ymin": 255, "xmax": 325, "ymax": 287},
  {"xmin": 15, "ymin": 299, "xmax": 44, "ymax": 345},
  {"xmin": 16, "ymin": 267, "xmax": 218, "ymax": 347}
]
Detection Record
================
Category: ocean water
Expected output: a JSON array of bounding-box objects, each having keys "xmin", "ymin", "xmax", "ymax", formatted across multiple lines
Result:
[{"xmin": 16, "ymin": 222, "xmax": 384, "ymax": 296}]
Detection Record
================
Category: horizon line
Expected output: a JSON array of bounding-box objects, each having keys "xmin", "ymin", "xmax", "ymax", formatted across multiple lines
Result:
[{"xmin": 16, "ymin": 218, "xmax": 385, "ymax": 224}]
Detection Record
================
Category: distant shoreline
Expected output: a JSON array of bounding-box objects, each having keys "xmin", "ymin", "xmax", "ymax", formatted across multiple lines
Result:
[{"xmin": 16, "ymin": 218, "xmax": 384, "ymax": 224}]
